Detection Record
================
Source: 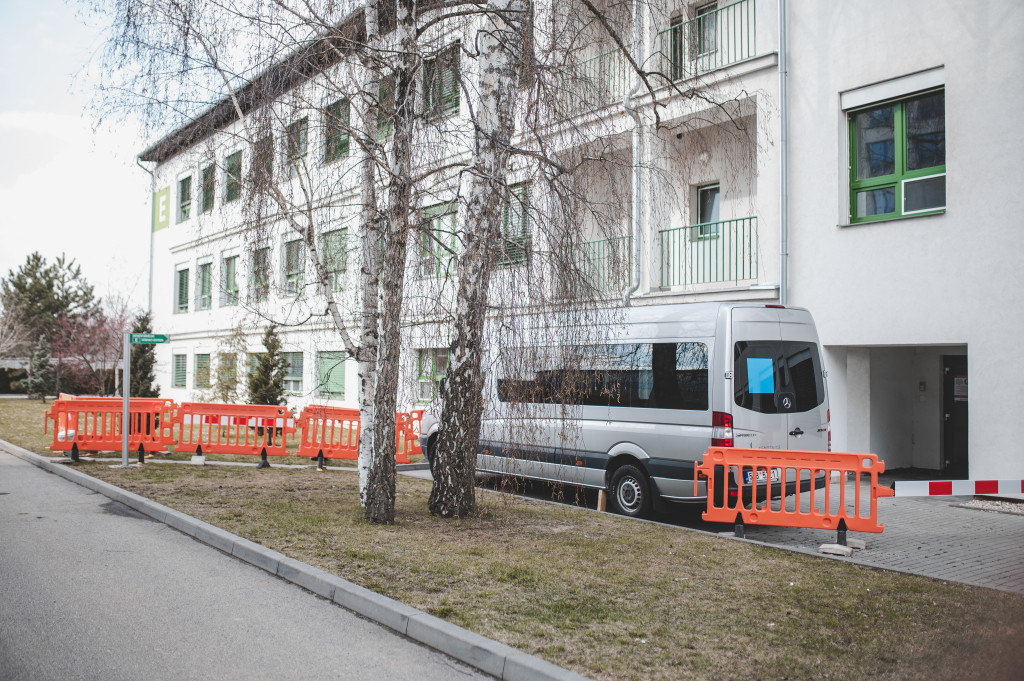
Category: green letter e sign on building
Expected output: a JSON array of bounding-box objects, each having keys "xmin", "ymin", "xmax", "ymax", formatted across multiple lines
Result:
[{"xmin": 152, "ymin": 186, "xmax": 170, "ymax": 232}]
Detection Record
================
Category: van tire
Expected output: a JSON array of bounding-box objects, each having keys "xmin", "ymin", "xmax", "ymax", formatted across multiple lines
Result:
[{"xmin": 609, "ymin": 464, "xmax": 651, "ymax": 518}]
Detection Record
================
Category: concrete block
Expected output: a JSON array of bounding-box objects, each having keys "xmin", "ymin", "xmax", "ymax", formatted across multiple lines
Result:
[
  {"xmin": 161, "ymin": 507, "xmax": 200, "ymax": 537},
  {"xmin": 846, "ymin": 538, "xmax": 867, "ymax": 550},
  {"xmin": 502, "ymin": 651, "xmax": 594, "ymax": 681},
  {"xmin": 231, "ymin": 538, "xmax": 281, "ymax": 575},
  {"xmin": 190, "ymin": 455, "xmax": 206, "ymax": 465},
  {"xmin": 276, "ymin": 557, "xmax": 337, "ymax": 600},
  {"xmin": 332, "ymin": 580, "xmax": 418, "ymax": 635},
  {"xmin": 819, "ymin": 543, "xmax": 854, "ymax": 557},
  {"xmin": 406, "ymin": 612, "xmax": 510, "ymax": 678},
  {"xmin": 193, "ymin": 523, "xmax": 239, "ymax": 555}
]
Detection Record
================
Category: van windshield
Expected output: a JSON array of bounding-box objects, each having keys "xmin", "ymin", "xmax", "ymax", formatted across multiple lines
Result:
[{"xmin": 733, "ymin": 341, "xmax": 824, "ymax": 414}]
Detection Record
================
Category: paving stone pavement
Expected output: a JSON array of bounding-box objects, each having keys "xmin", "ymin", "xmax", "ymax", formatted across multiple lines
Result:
[{"xmin": 738, "ymin": 480, "xmax": 1024, "ymax": 594}]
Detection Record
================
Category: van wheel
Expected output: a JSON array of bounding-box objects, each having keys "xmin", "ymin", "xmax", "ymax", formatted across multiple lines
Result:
[{"xmin": 610, "ymin": 465, "xmax": 651, "ymax": 518}]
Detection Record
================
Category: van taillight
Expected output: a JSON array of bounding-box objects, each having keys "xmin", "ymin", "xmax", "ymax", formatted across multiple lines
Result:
[
  {"xmin": 712, "ymin": 412, "xmax": 733, "ymax": 448},
  {"xmin": 765, "ymin": 304, "xmax": 785, "ymax": 309}
]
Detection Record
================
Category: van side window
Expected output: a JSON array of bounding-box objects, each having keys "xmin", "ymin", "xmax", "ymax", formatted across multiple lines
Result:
[
  {"xmin": 498, "ymin": 342, "xmax": 709, "ymax": 411},
  {"xmin": 733, "ymin": 341, "xmax": 824, "ymax": 413}
]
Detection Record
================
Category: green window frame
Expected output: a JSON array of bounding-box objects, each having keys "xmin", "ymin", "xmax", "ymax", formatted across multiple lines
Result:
[
  {"xmin": 194, "ymin": 353, "xmax": 211, "ymax": 389},
  {"xmin": 378, "ymin": 74, "xmax": 396, "ymax": 139},
  {"xmin": 175, "ymin": 268, "xmax": 189, "ymax": 313},
  {"xmin": 322, "ymin": 228, "xmax": 347, "ymax": 291},
  {"xmin": 217, "ymin": 352, "xmax": 237, "ymax": 388},
  {"xmin": 197, "ymin": 263, "xmax": 212, "ymax": 310},
  {"xmin": 221, "ymin": 255, "xmax": 239, "ymax": 306},
  {"xmin": 318, "ymin": 351, "xmax": 346, "ymax": 398},
  {"xmin": 424, "ymin": 43, "xmax": 460, "ymax": 119},
  {"xmin": 201, "ymin": 164, "xmax": 215, "ymax": 212},
  {"xmin": 849, "ymin": 89, "xmax": 945, "ymax": 223},
  {"xmin": 286, "ymin": 117, "xmax": 308, "ymax": 165},
  {"xmin": 177, "ymin": 175, "xmax": 192, "ymax": 222},
  {"xmin": 419, "ymin": 202, "xmax": 457, "ymax": 278},
  {"xmin": 172, "ymin": 354, "xmax": 187, "ymax": 388},
  {"xmin": 283, "ymin": 351, "xmax": 303, "ymax": 394},
  {"xmin": 247, "ymin": 352, "xmax": 263, "ymax": 378},
  {"xmin": 323, "ymin": 99, "xmax": 350, "ymax": 163},
  {"xmin": 500, "ymin": 183, "xmax": 531, "ymax": 267},
  {"xmin": 251, "ymin": 247, "xmax": 270, "ymax": 301},
  {"xmin": 224, "ymin": 150, "xmax": 242, "ymax": 202},
  {"xmin": 282, "ymin": 239, "xmax": 304, "ymax": 295},
  {"xmin": 417, "ymin": 348, "xmax": 449, "ymax": 402}
]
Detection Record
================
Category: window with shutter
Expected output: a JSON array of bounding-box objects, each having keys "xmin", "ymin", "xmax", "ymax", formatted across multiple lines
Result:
[
  {"xmin": 172, "ymin": 354, "xmax": 187, "ymax": 388},
  {"xmin": 286, "ymin": 118, "xmax": 308, "ymax": 165},
  {"xmin": 425, "ymin": 43, "xmax": 460, "ymax": 119},
  {"xmin": 194, "ymin": 353, "xmax": 211, "ymax": 388},
  {"xmin": 378, "ymin": 74, "xmax": 396, "ymax": 139},
  {"xmin": 417, "ymin": 348, "xmax": 449, "ymax": 402},
  {"xmin": 225, "ymin": 151, "xmax": 242, "ymax": 202},
  {"xmin": 221, "ymin": 255, "xmax": 239, "ymax": 306},
  {"xmin": 322, "ymin": 229, "xmax": 347, "ymax": 291},
  {"xmin": 318, "ymin": 351, "xmax": 346, "ymax": 398},
  {"xmin": 323, "ymin": 99, "xmax": 350, "ymax": 162},
  {"xmin": 282, "ymin": 239, "xmax": 304, "ymax": 295},
  {"xmin": 197, "ymin": 263, "xmax": 212, "ymax": 310},
  {"xmin": 419, "ymin": 203, "xmax": 457, "ymax": 278},
  {"xmin": 201, "ymin": 164, "xmax": 215, "ymax": 212},
  {"xmin": 251, "ymin": 247, "xmax": 270, "ymax": 301},
  {"xmin": 178, "ymin": 175, "xmax": 192, "ymax": 222},
  {"xmin": 283, "ymin": 351, "xmax": 304, "ymax": 393},
  {"xmin": 218, "ymin": 352, "xmax": 237, "ymax": 386},
  {"xmin": 175, "ymin": 268, "xmax": 189, "ymax": 313},
  {"xmin": 500, "ymin": 183, "xmax": 531, "ymax": 267},
  {"xmin": 253, "ymin": 135, "xmax": 273, "ymax": 185}
]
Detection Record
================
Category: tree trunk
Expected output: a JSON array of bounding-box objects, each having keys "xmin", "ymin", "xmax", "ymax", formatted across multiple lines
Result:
[
  {"xmin": 365, "ymin": 0, "xmax": 418, "ymax": 524},
  {"xmin": 356, "ymin": 3, "xmax": 382, "ymax": 507},
  {"xmin": 429, "ymin": 0, "xmax": 527, "ymax": 518}
]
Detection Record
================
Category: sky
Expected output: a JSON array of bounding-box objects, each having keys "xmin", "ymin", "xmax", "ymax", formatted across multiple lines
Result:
[{"xmin": 0, "ymin": 0, "xmax": 152, "ymax": 310}]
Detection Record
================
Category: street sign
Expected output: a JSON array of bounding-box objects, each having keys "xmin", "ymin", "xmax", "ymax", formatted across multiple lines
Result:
[{"xmin": 130, "ymin": 333, "xmax": 168, "ymax": 344}]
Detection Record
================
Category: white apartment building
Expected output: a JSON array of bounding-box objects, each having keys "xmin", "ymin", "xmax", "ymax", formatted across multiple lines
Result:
[{"xmin": 140, "ymin": 0, "xmax": 1023, "ymax": 479}]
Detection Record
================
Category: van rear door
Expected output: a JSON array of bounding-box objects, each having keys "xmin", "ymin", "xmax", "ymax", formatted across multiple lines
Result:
[{"xmin": 731, "ymin": 308, "xmax": 828, "ymax": 451}]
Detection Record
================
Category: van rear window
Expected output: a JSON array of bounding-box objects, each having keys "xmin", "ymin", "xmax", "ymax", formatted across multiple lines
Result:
[
  {"xmin": 498, "ymin": 342, "xmax": 709, "ymax": 411},
  {"xmin": 734, "ymin": 341, "xmax": 824, "ymax": 413}
]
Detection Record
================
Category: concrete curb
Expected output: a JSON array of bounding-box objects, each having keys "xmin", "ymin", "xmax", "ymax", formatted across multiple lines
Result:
[{"xmin": 1, "ymin": 440, "xmax": 590, "ymax": 681}]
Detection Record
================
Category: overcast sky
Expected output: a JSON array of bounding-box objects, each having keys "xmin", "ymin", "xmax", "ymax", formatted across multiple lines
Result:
[{"xmin": 0, "ymin": 0, "xmax": 151, "ymax": 310}]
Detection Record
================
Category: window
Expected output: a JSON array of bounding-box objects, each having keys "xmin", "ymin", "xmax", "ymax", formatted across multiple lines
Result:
[
  {"xmin": 322, "ymin": 229, "xmax": 347, "ymax": 291},
  {"xmin": 692, "ymin": 2, "xmax": 717, "ymax": 56},
  {"xmin": 253, "ymin": 135, "xmax": 273, "ymax": 185},
  {"xmin": 247, "ymin": 352, "xmax": 263, "ymax": 378},
  {"xmin": 323, "ymin": 98, "xmax": 351, "ymax": 162},
  {"xmin": 196, "ymin": 263, "xmax": 212, "ymax": 310},
  {"xmin": 286, "ymin": 117, "xmax": 308, "ymax": 165},
  {"xmin": 201, "ymin": 164, "xmax": 215, "ymax": 212},
  {"xmin": 849, "ymin": 89, "xmax": 945, "ymax": 222},
  {"xmin": 378, "ymin": 74, "xmax": 396, "ymax": 139},
  {"xmin": 172, "ymin": 354, "xmax": 187, "ymax": 388},
  {"xmin": 217, "ymin": 352, "xmax": 237, "ymax": 387},
  {"xmin": 696, "ymin": 183, "xmax": 720, "ymax": 238},
  {"xmin": 175, "ymin": 268, "xmax": 189, "ymax": 313},
  {"xmin": 497, "ymin": 343, "xmax": 709, "ymax": 410},
  {"xmin": 733, "ymin": 340, "xmax": 824, "ymax": 414},
  {"xmin": 417, "ymin": 348, "xmax": 449, "ymax": 402},
  {"xmin": 177, "ymin": 175, "xmax": 192, "ymax": 222},
  {"xmin": 282, "ymin": 239, "xmax": 304, "ymax": 295},
  {"xmin": 283, "ymin": 351, "xmax": 303, "ymax": 393},
  {"xmin": 221, "ymin": 255, "xmax": 239, "ymax": 306},
  {"xmin": 500, "ymin": 183, "xmax": 531, "ymax": 266},
  {"xmin": 224, "ymin": 151, "xmax": 242, "ymax": 202},
  {"xmin": 251, "ymin": 247, "xmax": 270, "ymax": 301},
  {"xmin": 194, "ymin": 353, "xmax": 211, "ymax": 389},
  {"xmin": 318, "ymin": 351, "xmax": 346, "ymax": 398},
  {"xmin": 424, "ymin": 43, "xmax": 460, "ymax": 119},
  {"xmin": 419, "ymin": 203, "xmax": 457, "ymax": 278}
]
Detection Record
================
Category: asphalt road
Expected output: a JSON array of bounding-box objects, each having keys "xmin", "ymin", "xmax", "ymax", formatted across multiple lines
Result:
[{"xmin": 0, "ymin": 451, "xmax": 488, "ymax": 681}]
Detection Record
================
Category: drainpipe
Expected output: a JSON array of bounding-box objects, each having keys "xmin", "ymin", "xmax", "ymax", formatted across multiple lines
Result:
[
  {"xmin": 778, "ymin": 0, "xmax": 789, "ymax": 306},
  {"xmin": 136, "ymin": 157, "xmax": 156, "ymax": 314},
  {"xmin": 623, "ymin": 0, "xmax": 644, "ymax": 307}
]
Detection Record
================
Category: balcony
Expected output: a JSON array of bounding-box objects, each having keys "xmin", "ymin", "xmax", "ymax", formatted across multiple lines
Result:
[
  {"xmin": 564, "ymin": 0, "xmax": 756, "ymax": 112},
  {"xmin": 659, "ymin": 217, "xmax": 759, "ymax": 289},
  {"xmin": 561, "ymin": 235, "xmax": 632, "ymax": 296}
]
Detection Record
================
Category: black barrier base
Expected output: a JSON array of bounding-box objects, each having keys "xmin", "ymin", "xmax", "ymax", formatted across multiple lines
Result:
[
  {"xmin": 316, "ymin": 451, "xmax": 325, "ymax": 471},
  {"xmin": 256, "ymin": 450, "xmax": 271, "ymax": 469}
]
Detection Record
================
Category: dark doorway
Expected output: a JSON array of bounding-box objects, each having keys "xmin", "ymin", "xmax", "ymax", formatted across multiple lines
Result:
[{"xmin": 942, "ymin": 355, "xmax": 968, "ymax": 478}]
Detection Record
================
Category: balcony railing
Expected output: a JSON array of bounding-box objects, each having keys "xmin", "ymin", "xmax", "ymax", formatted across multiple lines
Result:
[
  {"xmin": 563, "ymin": 235, "xmax": 632, "ymax": 295},
  {"xmin": 567, "ymin": 48, "xmax": 629, "ymax": 114},
  {"xmin": 655, "ymin": 0, "xmax": 756, "ymax": 83},
  {"xmin": 659, "ymin": 217, "xmax": 758, "ymax": 289}
]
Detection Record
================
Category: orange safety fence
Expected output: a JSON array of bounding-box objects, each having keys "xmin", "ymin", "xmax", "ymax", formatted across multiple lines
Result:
[
  {"xmin": 696, "ymin": 447, "xmax": 895, "ymax": 535},
  {"xmin": 394, "ymin": 413, "xmax": 416, "ymax": 464},
  {"xmin": 407, "ymin": 409, "xmax": 424, "ymax": 457},
  {"xmin": 296, "ymin": 405, "xmax": 360, "ymax": 460},
  {"xmin": 44, "ymin": 397, "xmax": 177, "ymax": 459},
  {"xmin": 177, "ymin": 402, "xmax": 295, "ymax": 457}
]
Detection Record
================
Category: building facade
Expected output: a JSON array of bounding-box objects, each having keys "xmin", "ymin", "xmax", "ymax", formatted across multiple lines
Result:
[{"xmin": 141, "ymin": 0, "xmax": 1023, "ymax": 479}]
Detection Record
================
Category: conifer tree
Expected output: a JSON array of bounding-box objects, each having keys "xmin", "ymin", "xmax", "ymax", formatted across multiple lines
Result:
[
  {"xmin": 26, "ymin": 335, "xmax": 54, "ymax": 401},
  {"xmin": 129, "ymin": 311, "xmax": 160, "ymax": 397},
  {"xmin": 247, "ymin": 325, "xmax": 286, "ymax": 406}
]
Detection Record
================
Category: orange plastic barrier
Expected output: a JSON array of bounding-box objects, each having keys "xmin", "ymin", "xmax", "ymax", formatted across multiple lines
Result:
[
  {"xmin": 696, "ymin": 447, "xmax": 894, "ymax": 534},
  {"xmin": 296, "ymin": 405, "xmax": 360, "ymax": 460},
  {"xmin": 394, "ymin": 413, "xmax": 415, "ymax": 464},
  {"xmin": 44, "ymin": 397, "xmax": 176, "ymax": 459},
  {"xmin": 407, "ymin": 409, "xmax": 424, "ymax": 456},
  {"xmin": 177, "ymin": 402, "xmax": 295, "ymax": 457}
]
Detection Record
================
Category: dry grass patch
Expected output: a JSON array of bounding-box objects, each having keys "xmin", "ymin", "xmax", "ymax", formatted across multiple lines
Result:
[{"xmin": 72, "ymin": 462, "xmax": 1024, "ymax": 681}]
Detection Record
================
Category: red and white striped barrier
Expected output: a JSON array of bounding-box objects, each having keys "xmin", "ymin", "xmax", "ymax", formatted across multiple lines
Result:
[{"xmin": 892, "ymin": 479, "xmax": 1024, "ymax": 497}]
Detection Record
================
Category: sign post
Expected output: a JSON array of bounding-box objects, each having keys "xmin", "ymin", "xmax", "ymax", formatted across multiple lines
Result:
[{"xmin": 121, "ymin": 332, "xmax": 169, "ymax": 466}]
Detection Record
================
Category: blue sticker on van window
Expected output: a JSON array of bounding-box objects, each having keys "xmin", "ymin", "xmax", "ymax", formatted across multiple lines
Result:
[{"xmin": 747, "ymin": 357, "xmax": 774, "ymax": 394}]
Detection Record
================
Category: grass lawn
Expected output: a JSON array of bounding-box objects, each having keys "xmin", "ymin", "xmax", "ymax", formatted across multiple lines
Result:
[{"xmin": 3, "ymin": 398, "xmax": 1023, "ymax": 680}]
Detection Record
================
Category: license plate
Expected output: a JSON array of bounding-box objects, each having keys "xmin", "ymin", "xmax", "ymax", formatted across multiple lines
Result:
[{"xmin": 743, "ymin": 468, "xmax": 781, "ymax": 484}]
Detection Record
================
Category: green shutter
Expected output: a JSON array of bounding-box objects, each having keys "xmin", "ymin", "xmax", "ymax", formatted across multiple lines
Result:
[
  {"xmin": 318, "ymin": 351, "xmax": 346, "ymax": 398},
  {"xmin": 173, "ymin": 354, "xmax": 187, "ymax": 387},
  {"xmin": 225, "ymin": 151, "xmax": 242, "ymax": 202},
  {"xmin": 195, "ymin": 353, "xmax": 211, "ymax": 388},
  {"xmin": 283, "ymin": 351, "xmax": 303, "ymax": 393},
  {"xmin": 176, "ymin": 269, "xmax": 189, "ymax": 313},
  {"xmin": 202, "ymin": 164, "xmax": 215, "ymax": 211},
  {"xmin": 378, "ymin": 75, "xmax": 395, "ymax": 139}
]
